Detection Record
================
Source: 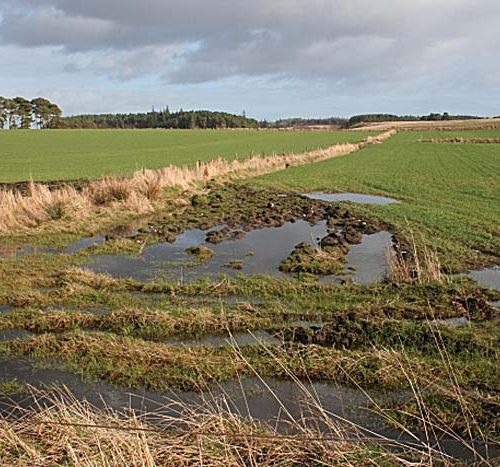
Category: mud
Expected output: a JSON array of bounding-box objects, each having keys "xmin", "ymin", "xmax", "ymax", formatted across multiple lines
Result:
[{"xmin": 65, "ymin": 236, "xmax": 106, "ymax": 254}]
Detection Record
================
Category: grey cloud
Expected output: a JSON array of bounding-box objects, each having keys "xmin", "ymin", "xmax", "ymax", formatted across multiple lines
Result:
[{"xmin": 0, "ymin": 0, "xmax": 499, "ymax": 86}]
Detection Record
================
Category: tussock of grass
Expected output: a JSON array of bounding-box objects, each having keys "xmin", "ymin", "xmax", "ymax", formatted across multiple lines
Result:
[
  {"xmin": 0, "ymin": 379, "xmax": 26, "ymax": 396},
  {"xmin": 388, "ymin": 231, "xmax": 447, "ymax": 284},
  {"xmin": 185, "ymin": 245, "xmax": 215, "ymax": 263},
  {"xmin": 279, "ymin": 243, "xmax": 346, "ymax": 275}
]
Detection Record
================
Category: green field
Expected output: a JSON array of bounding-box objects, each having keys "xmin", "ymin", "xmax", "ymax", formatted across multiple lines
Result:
[
  {"xmin": 0, "ymin": 129, "xmax": 372, "ymax": 183},
  {"xmin": 254, "ymin": 130, "xmax": 500, "ymax": 270},
  {"xmin": 416, "ymin": 129, "xmax": 500, "ymax": 139},
  {"xmin": 1, "ymin": 128, "xmax": 499, "ymax": 463}
]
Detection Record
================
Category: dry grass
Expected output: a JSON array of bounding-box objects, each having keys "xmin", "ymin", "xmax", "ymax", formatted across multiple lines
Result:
[
  {"xmin": 0, "ymin": 131, "xmax": 396, "ymax": 235},
  {"xmin": 0, "ymin": 336, "xmax": 492, "ymax": 466},
  {"xmin": 387, "ymin": 231, "xmax": 447, "ymax": 284},
  {"xmin": 0, "ymin": 386, "xmax": 382, "ymax": 467}
]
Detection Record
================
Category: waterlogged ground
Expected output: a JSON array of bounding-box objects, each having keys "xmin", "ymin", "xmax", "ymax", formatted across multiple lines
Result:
[
  {"xmin": 0, "ymin": 183, "xmax": 499, "ymax": 463},
  {"xmin": 85, "ymin": 221, "xmax": 393, "ymax": 285},
  {"xmin": 303, "ymin": 192, "xmax": 400, "ymax": 205}
]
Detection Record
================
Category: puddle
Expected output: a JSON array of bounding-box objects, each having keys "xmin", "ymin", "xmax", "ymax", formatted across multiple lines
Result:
[
  {"xmin": 0, "ymin": 305, "xmax": 14, "ymax": 314},
  {"xmin": 2, "ymin": 234, "xmax": 115, "ymax": 259},
  {"xmin": 303, "ymin": 192, "xmax": 399, "ymax": 205},
  {"xmin": 86, "ymin": 220, "xmax": 329, "ymax": 282},
  {"xmin": 433, "ymin": 317, "xmax": 470, "ymax": 327},
  {"xmin": 0, "ymin": 244, "xmax": 56, "ymax": 259},
  {"xmin": 65, "ymin": 236, "xmax": 106, "ymax": 254},
  {"xmin": 0, "ymin": 357, "xmax": 491, "ymax": 460},
  {"xmin": 0, "ymin": 329, "xmax": 33, "ymax": 342},
  {"xmin": 468, "ymin": 266, "xmax": 500, "ymax": 291},
  {"xmin": 0, "ymin": 357, "xmax": 384, "ymax": 431},
  {"xmin": 162, "ymin": 330, "xmax": 281, "ymax": 347},
  {"xmin": 86, "ymin": 221, "xmax": 393, "ymax": 286},
  {"xmin": 321, "ymin": 232, "xmax": 393, "ymax": 285}
]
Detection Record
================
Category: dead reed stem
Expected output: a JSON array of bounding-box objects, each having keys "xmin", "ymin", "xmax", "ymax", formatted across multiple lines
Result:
[
  {"xmin": 0, "ymin": 385, "xmax": 388, "ymax": 466},
  {"xmin": 387, "ymin": 229, "xmax": 446, "ymax": 284}
]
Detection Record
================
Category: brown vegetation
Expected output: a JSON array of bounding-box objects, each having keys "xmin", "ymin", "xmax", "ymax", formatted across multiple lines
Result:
[
  {"xmin": 387, "ymin": 232, "xmax": 446, "ymax": 284},
  {"xmin": 353, "ymin": 118, "xmax": 500, "ymax": 132}
]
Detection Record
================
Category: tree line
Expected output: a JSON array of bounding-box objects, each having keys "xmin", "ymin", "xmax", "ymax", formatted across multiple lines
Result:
[
  {"xmin": 0, "ymin": 97, "xmax": 484, "ymax": 131},
  {"xmin": 55, "ymin": 108, "xmax": 259, "ymax": 130},
  {"xmin": 347, "ymin": 113, "xmax": 481, "ymax": 127},
  {"xmin": 0, "ymin": 96, "xmax": 62, "ymax": 129}
]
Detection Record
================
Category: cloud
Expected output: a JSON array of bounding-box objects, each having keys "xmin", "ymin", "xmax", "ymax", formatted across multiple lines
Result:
[
  {"xmin": 1, "ymin": 0, "xmax": 498, "ymax": 84},
  {"xmin": 0, "ymin": 0, "xmax": 499, "ymax": 116}
]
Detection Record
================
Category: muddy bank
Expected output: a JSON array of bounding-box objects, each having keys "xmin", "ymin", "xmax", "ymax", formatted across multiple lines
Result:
[
  {"xmin": 275, "ymin": 316, "xmax": 498, "ymax": 355},
  {"xmin": 130, "ymin": 184, "xmax": 387, "ymax": 245}
]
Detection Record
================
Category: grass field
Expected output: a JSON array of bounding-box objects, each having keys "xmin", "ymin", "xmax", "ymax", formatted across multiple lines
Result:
[
  {"xmin": 0, "ymin": 129, "xmax": 373, "ymax": 183},
  {"xmin": 254, "ymin": 130, "xmax": 500, "ymax": 270},
  {"xmin": 1, "ymin": 128, "xmax": 499, "ymax": 464},
  {"xmin": 415, "ymin": 129, "xmax": 500, "ymax": 138}
]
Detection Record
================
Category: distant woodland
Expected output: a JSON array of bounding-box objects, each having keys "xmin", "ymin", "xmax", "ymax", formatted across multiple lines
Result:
[
  {"xmin": 0, "ymin": 96, "xmax": 482, "ymax": 130},
  {"xmin": 56, "ymin": 109, "xmax": 259, "ymax": 129}
]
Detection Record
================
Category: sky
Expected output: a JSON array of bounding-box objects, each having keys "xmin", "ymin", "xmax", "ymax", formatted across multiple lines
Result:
[{"xmin": 0, "ymin": 0, "xmax": 499, "ymax": 120}]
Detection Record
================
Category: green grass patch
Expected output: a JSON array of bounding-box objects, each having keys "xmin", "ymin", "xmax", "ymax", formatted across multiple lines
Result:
[
  {"xmin": 0, "ymin": 379, "xmax": 27, "ymax": 396},
  {"xmin": 0, "ymin": 129, "xmax": 373, "ymax": 182},
  {"xmin": 252, "ymin": 131, "xmax": 500, "ymax": 270}
]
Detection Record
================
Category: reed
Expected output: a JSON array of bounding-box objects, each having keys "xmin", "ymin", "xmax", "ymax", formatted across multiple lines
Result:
[{"xmin": 387, "ymin": 230, "xmax": 446, "ymax": 284}]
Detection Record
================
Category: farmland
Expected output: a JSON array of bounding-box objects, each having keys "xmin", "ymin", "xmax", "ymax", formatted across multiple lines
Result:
[
  {"xmin": 255, "ymin": 130, "xmax": 500, "ymax": 271},
  {"xmin": 0, "ymin": 129, "xmax": 373, "ymax": 183},
  {"xmin": 0, "ymin": 127, "xmax": 499, "ymax": 464}
]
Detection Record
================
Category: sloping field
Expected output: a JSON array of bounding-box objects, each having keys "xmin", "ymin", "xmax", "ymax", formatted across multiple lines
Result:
[
  {"xmin": 354, "ymin": 117, "xmax": 500, "ymax": 131},
  {"xmin": 254, "ymin": 130, "xmax": 500, "ymax": 270},
  {"xmin": 0, "ymin": 129, "xmax": 373, "ymax": 183}
]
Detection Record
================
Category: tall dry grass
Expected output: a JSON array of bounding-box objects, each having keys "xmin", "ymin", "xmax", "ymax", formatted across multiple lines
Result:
[
  {"xmin": 387, "ymin": 230, "xmax": 446, "ymax": 284},
  {"xmin": 0, "ymin": 387, "xmax": 373, "ymax": 466},
  {"xmin": 0, "ymin": 334, "xmax": 491, "ymax": 466},
  {"xmin": 0, "ymin": 131, "xmax": 396, "ymax": 234}
]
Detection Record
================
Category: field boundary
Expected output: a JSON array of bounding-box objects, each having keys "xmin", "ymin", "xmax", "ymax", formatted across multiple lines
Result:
[{"xmin": 0, "ymin": 130, "xmax": 395, "ymax": 234}]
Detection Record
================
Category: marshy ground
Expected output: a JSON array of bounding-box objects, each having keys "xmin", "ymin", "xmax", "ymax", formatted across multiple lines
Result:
[{"xmin": 0, "ymin": 128, "xmax": 499, "ymax": 465}]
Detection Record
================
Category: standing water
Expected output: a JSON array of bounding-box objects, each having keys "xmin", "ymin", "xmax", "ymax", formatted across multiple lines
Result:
[{"xmin": 303, "ymin": 192, "xmax": 399, "ymax": 205}]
